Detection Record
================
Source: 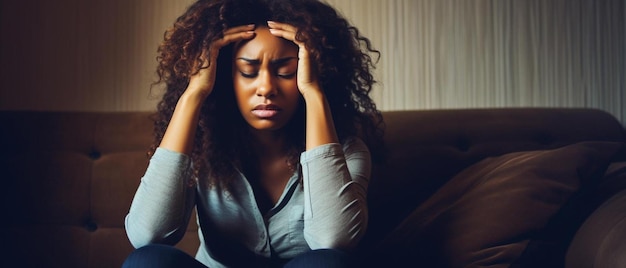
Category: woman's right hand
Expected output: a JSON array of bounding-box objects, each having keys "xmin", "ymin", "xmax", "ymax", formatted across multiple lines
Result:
[
  {"xmin": 160, "ymin": 24, "xmax": 255, "ymax": 154},
  {"xmin": 185, "ymin": 24, "xmax": 256, "ymax": 98}
]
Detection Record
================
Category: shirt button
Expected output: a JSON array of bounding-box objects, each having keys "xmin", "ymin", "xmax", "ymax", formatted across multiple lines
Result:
[{"xmin": 260, "ymin": 233, "xmax": 266, "ymax": 240}]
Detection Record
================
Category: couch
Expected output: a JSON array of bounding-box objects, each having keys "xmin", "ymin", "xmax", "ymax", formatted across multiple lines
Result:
[{"xmin": 2, "ymin": 108, "xmax": 625, "ymax": 268}]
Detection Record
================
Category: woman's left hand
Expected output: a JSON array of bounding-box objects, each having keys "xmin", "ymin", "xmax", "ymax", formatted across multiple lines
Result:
[
  {"xmin": 268, "ymin": 21, "xmax": 338, "ymax": 149},
  {"xmin": 267, "ymin": 21, "xmax": 321, "ymax": 97}
]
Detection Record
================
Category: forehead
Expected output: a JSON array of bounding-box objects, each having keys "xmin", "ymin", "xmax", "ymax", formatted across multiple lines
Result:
[{"xmin": 234, "ymin": 27, "xmax": 298, "ymax": 58}]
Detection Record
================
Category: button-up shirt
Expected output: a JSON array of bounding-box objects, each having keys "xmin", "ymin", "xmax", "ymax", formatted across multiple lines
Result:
[{"xmin": 125, "ymin": 137, "xmax": 371, "ymax": 267}]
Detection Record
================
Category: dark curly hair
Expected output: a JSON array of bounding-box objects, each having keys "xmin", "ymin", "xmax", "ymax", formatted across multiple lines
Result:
[{"xmin": 151, "ymin": 0, "xmax": 384, "ymax": 188}]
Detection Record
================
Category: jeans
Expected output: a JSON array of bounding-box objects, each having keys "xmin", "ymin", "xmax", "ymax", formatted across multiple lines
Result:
[{"xmin": 122, "ymin": 244, "xmax": 354, "ymax": 268}]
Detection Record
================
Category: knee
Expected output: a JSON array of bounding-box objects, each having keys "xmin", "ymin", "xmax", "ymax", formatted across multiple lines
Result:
[
  {"xmin": 285, "ymin": 249, "xmax": 355, "ymax": 268},
  {"xmin": 122, "ymin": 244, "xmax": 195, "ymax": 268}
]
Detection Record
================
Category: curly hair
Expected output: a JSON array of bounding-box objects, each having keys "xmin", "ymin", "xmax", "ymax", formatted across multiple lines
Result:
[{"xmin": 151, "ymin": 0, "xmax": 385, "ymax": 189}]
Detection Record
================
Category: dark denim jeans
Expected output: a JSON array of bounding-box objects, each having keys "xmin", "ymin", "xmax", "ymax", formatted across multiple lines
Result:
[{"xmin": 122, "ymin": 244, "xmax": 354, "ymax": 268}]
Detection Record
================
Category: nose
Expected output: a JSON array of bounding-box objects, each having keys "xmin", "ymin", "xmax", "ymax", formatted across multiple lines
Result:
[{"xmin": 255, "ymin": 71, "xmax": 277, "ymax": 98}]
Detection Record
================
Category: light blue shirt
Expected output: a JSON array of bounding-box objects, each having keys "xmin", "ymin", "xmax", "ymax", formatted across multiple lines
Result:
[{"xmin": 125, "ymin": 138, "xmax": 371, "ymax": 267}]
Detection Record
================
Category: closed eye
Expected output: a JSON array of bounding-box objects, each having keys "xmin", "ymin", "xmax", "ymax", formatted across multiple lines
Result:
[
  {"xmin": 277, "ymin": 72, "xmax": 296, "ymax": 79},
  {"xmin": 239, "ymin": 71, "xmax": 257, "ymax": 78}
]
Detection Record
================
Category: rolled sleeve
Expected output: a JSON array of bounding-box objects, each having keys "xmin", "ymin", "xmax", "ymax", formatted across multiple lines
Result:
[{"xmin": 300, "ymin": 138, "xmax": 371, "ymax": 250}]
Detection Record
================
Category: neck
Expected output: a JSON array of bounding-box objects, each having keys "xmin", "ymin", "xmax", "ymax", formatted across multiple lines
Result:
[{"xmin": 249, "ymin": 128, "xmax": 289, "ymax": 158}]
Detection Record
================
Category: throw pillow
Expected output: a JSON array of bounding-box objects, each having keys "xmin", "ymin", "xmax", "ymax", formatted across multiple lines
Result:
[{"xmin": 376, "ymin": 141, "xmax": 623, "ymax": 267}]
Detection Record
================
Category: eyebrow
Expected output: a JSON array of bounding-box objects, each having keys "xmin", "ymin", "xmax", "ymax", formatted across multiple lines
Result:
[{"xmin": 236, "ymin": 57, "xmax": 298, "ymax": 65}]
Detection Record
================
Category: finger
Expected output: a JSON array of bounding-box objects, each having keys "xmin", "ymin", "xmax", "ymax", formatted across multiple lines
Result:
[
  {"xmin": 218, "ymin": 30, "xmax": 255, "ymax": 46},
  {"xmin": 223, "ymin": 24, "xmax": 255, "ymax": 35},
  {"xmin": 267, "ymin": 21, "xmax": 300, "ymax": 41},
  {"xmin": 267, "ymin": 28, "xmax": 296, "ymax": 42},
  {"xmin": 214, "ymin": 26, "xmax": 256, "ymax": 48},
  {"xmin": 267, "ymin": 21, "xmax": 297, "ymax": 33}
]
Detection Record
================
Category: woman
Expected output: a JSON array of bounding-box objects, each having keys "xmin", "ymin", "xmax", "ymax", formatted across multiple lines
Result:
[{"xmin": 123, "ymin": 0, "xmax": 383, "ymax": 267}]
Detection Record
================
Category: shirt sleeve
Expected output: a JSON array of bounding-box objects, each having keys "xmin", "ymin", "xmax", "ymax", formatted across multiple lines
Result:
[
  {"xmin": 124, "ymin": 147, "xmax": 197, "ymax": 248},
  {"xmin": 299, "ymin": 137, "xmax": 371, "ymax": 250}
]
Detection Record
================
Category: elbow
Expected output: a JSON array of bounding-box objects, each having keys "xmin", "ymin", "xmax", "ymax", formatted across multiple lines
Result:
[
  {"xmin": 125, "ymin": 215, "xmax": 184, "ymax": 249},
  {"xmin": 125, "ymin": 225, "xmax": 158, "ymax": 249},
  {"xmin": 304, "ymin": 210, "xmax": 368, "ymax": 251},
  {"xmin": 125, "ymin": 217, "xmax": 159, "ymax": 249},
  {"xmin": 126, "ymin": 227, "xmax": 183, "ymax": 249},
  {"xmin": 127, "ymin": 233, "xmax": 155, "ymax": 249}
]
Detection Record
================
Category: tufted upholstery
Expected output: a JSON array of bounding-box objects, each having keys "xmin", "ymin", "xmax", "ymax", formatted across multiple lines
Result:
[
  {"xmin": 364, "ymin": 108, "xmax": 626, "ymax": 246},
  {"xmin": 1, "ymin": 108, "xmax": 625, "ymax": 267},
  {"xmin": 1, "ymin": 112, "xmax": 199, "ymax": 268}
]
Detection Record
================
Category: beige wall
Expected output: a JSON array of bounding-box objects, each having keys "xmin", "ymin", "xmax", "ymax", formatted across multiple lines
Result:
[
  {"xmin": 1, "ymin": 0, "xmax": 625, "ymax": 125},
  {"xmin": 326, "ymin": 0, "xmax": 625, "ymax": 124},
  {"xmin": 1, "ymin": 0, "xmax": 194, "ymax": 111}
]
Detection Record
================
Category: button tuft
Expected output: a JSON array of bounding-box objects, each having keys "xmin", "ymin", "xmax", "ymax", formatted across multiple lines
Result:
[
  {"xmin": 85, "ymin": 221, "xmax": 98, "ymax": 232},
  {"xmin": 88, "ymin": 150, "xmax": 101, "ymax": 160}
]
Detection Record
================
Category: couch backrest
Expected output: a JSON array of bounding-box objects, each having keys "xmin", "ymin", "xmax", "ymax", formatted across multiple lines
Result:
[
  {"xmin": 1, "ymin": 111, "xmax": 199, "ymax": 268},
  {"xmin": 2, "ymin": 108, "xmax": 625, "ymax": 267},
  {"xmin": 364, "ymin": 108, "xmax": 626, "ymax": 247}
]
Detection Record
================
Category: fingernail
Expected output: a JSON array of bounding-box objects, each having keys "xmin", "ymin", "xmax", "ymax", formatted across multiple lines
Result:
[{"xmin": 267, "ymin": 21, "xmax": 275, "ymax": 26}]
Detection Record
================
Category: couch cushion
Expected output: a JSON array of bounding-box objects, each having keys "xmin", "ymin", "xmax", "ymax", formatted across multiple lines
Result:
[
  {"xmin": 564, "ymin": 162, "xmax": 626, "ymax": 268},
  {"xmin": 374, "ymin": 141, "xmax": 623, "ymax": 267},
  {"xmin": 363, "ymin": 108, "xmax": 626, "ymax": 247}
]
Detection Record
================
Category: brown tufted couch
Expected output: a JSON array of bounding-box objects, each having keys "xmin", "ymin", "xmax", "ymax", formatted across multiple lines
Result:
[{"xmin": 2, "ymin": 108, "xmax": 626, "ymax": 268}]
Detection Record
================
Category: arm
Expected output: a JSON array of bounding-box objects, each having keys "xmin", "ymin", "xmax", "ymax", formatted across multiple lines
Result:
[
  {"xmin": 161, "ymin": 25, "xmax": 256, "ymax": 154},
  {"xmin": 125, "ymin": 148, "xmax": 196, "ymax": 247},
  {"xmin": 267, "ymin": 21, "xmax": 338, "ymax": 149},
  {"xmin": 297, "ymin": 53, "xmax": 370, "ymax": 250},
  {"xmin": 300, "ymin": 138, "xmax": 371, "ymax": 250},
  {"xmin": 268, "ymin": 21, "xmax": 370, "ymax": 249},
  {"xmin": 125, "ymin": 25, "xmax": 256, "ymax": 247}
]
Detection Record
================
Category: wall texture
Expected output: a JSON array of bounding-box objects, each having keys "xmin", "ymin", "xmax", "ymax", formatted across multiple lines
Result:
[
  {"xmin": 1, "ymin": 0, "xmax": 192, "ymax": 111},
  {"xmin": 326, "ymin": 0, "xmax": 625, "ymax": 124},
  {"xmin": 1, "ymin": 0, "xmax": 625, "ymax": 124}
]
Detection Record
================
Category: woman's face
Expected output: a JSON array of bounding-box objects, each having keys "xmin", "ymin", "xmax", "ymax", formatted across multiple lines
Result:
[{"xmin": 233, "ymin": 26, "xmax": 300, "ymax": 132}]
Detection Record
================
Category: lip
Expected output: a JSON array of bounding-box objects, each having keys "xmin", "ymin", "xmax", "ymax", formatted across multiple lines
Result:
[{"xmin": 251, "ymin": 104, "xmax": 282, "ymax": 118}]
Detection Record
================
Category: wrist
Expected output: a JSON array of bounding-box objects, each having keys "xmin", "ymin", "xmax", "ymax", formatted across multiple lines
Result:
[
  {"xmin": 179, "ymin": 89, "xmax": 209, "ymax": 105},
  {"xmin": 300, "ymin": 86, "xmax": 324, "ymax": 102}
]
